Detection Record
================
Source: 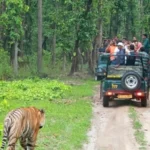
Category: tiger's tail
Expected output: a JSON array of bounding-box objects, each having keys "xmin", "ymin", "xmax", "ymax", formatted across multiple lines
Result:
[
  {"xmin": 0, "ymin": 118, "xmax": 11, "ymax": 150},
  {"xmin": 0, "ymin": 134, "xmax": 7, "ymax": 150}
]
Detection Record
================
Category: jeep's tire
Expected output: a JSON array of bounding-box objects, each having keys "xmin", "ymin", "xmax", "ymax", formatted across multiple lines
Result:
[
  {"xmin": 121, "ymin": 71, "xmax": 141, "ymax": 91},
  {"xmin": 141, "ymin": 97, "xmax": 147, "ymax": 107},
  {"xmin": 103, "ymin": 96, "xmax": 109, "ymax": 107},
  {"xmin": 95, "ymin": 75, "xmax": 102, "ymax": 81}
]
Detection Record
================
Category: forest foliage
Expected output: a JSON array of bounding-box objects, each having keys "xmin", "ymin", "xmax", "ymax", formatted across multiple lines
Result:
[{"xmin": 0, "ymin": 0, "xmax": 150, "ymax": 78}]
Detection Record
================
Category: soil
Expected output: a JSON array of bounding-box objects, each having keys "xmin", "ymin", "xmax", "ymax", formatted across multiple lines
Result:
[{"xmin": 83, "ymin": 85, "xmax": 150, "ymax": 150}]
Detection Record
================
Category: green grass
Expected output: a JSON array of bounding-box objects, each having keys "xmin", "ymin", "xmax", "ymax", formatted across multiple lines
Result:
[
  {"xmin": 129, "ymin": 107, "xmax": 147, "ymax": 150},
  {"xmin": 0, "ymin": 78, "xmax": 96, "ymax": 150}
]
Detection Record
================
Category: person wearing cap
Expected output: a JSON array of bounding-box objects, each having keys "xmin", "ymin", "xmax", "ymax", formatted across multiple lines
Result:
[{"xmin": 111, "ymin": 42, "xmax": 126, "ymax": 65}]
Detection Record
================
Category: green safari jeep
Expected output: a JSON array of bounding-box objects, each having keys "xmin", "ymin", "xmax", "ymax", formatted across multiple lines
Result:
[
  {"xmin": 101, "ymin": 52, "xmax": 150, "ymax": 107},
  {"xmin": 95, "ymin": 53, "xmax": 109, "ymax": 81}
]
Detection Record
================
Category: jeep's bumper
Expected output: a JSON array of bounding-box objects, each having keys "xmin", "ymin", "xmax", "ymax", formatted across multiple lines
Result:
[
  {"xmin": 95, "ymin": 72, "xmax": 106, "ymax": 76},
  {"xmin": 104, "ymin": 90, "xmax": 147, "ymax": 100}
]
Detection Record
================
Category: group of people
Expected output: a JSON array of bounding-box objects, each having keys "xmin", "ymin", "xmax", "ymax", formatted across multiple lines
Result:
[{"xmin": 104, "ymin": 34, "xmax": 150, "ymax": 65}]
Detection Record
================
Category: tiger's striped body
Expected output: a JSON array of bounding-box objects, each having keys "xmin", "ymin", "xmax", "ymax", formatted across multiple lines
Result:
[{"xmin": 0, "ymin": 107, "xmax": 45, "ymax": 150}]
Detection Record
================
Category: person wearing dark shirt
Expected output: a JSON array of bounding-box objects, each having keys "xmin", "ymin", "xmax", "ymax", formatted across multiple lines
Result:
[
  {"xmin": 126, "ymin": 44, "xmax": 136, "ymax": 65},
  {"xmin": 142, "ymin": 34, "xmax": 150, "ymax": 54}
]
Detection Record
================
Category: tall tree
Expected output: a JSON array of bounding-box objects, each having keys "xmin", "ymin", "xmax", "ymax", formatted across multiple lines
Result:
[
  {"xmin": 69, "ymin": 0, "xmax": 97, "ymax": 75},
  {"xmin": 1, "ymin": 0, "xmax": 150, "ymax": 77},
  {"xmin": 0, "ymin": 0, "xmax": 29, "ymax": 75},
  {"xmin": 37, "ymin": 0, "xmax": 43, "ymax": 74}
]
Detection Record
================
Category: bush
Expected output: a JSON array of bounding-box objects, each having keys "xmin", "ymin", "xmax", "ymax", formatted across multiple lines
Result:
[
  {"xmin": 0, "ymin": 79, "xmax": 71, "ymax": 104},
  {"xmin": 18, "ymin": 50, "xmax": 71, "ymax": 78},
  {"xmin": 0, "ymin": 100, "xmax": 10, "ymax": 113},
  {"xmin": 0, "ymin": 48, "xmax": 12, "ymax": 79}
]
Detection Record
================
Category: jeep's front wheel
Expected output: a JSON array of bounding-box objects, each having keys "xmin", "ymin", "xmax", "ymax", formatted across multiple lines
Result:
[
  {"xmin": 141, "ymin": 97, "xmax": 147, "ymax": 107},
  {"xmin": 103, "ymin": 96, "xmax": 109, "ymax": 107}
]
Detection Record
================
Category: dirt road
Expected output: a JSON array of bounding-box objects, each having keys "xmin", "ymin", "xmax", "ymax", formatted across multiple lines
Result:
[{"xmin": 83, "ymin": 85, "xmax": 150, "ymax": 150}]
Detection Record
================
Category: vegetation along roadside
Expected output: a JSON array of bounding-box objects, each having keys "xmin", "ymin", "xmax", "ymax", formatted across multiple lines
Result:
[
  {"xmin": 0, "ymin": 78, "xmax": 96, "ymax": 150},
  {"xmin": 129, "ymin": 107, "xmax": 147, "ymax": 150}
]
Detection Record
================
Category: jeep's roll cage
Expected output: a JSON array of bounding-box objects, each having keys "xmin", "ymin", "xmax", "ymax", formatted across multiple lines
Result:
[{"xmin": 104, "ymin": 54, "xmax": 149, "ymax": 79}]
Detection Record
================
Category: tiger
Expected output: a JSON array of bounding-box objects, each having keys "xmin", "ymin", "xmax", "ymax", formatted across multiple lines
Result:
[{"xmin": 0, "ymin": 107, "xmax": 45, "ymax": 150}]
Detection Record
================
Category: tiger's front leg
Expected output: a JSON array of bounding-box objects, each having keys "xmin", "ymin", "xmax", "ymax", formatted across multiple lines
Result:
[
  {"xmin": 20, "ymin": 137, "xmax": 27, "ymax": 150},
  {"xmin": 26, "ymin": 142, "xmax": 36, "ymax": 150},
  {"xmin": 27, "ymin": 133, "xmax": 38, "ymax": 150}
]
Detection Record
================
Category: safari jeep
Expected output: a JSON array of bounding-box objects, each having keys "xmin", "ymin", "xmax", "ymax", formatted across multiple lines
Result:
[
  {"xmin": 95, "ymin": 53, "xmax": 109, "ymax": 80},
  {"xmin": 101, "ymin": 53, "xmax": 150, "ymax": 107}
]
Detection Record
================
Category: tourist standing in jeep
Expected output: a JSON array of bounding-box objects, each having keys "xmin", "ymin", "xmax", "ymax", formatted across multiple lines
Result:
[
  {"xmin": 132, "ymin": 37, "xmax": 142, "ymax": 52},
  {"xmin": 111, "ymin": 42, "xmax": 129, "ymax": 65},
  {"xmin": 142, "ymin": 34, "xmax": 150, "ymax": 54},
  {"xmin": 105, "ymin": 40, "xmax": 117, "ymax": 61}
]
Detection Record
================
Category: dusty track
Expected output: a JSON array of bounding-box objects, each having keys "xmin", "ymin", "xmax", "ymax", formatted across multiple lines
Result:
[{"xmin": 83, "ymin": 85, "xmax": 150, "ymax": 150}]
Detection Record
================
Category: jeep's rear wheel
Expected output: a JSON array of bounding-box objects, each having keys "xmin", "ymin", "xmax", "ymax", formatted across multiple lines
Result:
[
  {"xmin": 103, "ymin": 96, "xmax": 109, "ymax": 107},
  {"xmin": 121, "ymin": 71, "xmax": 141, "ymax": 91},
  {"xmin": 95, "ymin": 75, "xmax": 102, "ymax": 81},
  {"xmin": 141, "ymin": 97, "xmax": 147, "ymax": 107}
]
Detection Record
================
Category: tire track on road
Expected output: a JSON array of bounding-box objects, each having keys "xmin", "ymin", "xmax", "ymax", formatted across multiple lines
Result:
[{"xmin": 83, "ymin": 85, "xmax": 139, "ymax": 150}]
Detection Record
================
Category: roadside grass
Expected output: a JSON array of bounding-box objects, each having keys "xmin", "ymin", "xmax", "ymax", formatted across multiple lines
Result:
[
  {"xmin": 0, "ymin": 78, "xmax": 96, "ymax": 150},
  {"xmin": 129, "ymin": 107, "xmax": 147, "ymax": 150}
]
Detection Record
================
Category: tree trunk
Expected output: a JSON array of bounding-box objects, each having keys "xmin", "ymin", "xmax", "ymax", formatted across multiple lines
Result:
[
  {"xmin": 0, "ymin": 1, "xmax": 5, "ymax": 44},
  {"xmin": 52, "ymin": 25, "xmax": 56, "ymax": 66},
  {"xmin": 42, "ymin": 36, "xmax": 48, "ymax": 50},
  {"xmin": 63, "ymin": 51, "xmax": 66, "ymax": 72},
  {"xmin": 140, "ymin": 0, "xmax": 144, "ymax": 36},
  {"xmin": 88, "ymin": 50, "xmax": 93, "ymax": 74},
  {"xmin": 37, "ymin": 0, "xmax": 43, "ymax": 74},
  {"xmin": 99, "ymin": 19, "xmax": 103, "ymax": 48},
  {"xmin": 78, "ymin": 48, "xmax": 83, "ymax": 71},
  {"xmin": 20, "ymin": 37, "xmax": 24, "ymax": 54},
  {"xmin": 98, "ymin": 0, "xmax": 103, "ymax": 49},
  {"xmin": 12, "ymin": 41, "xmax": 18, "ymax": 75},
  {"xmin": 69, "ymin": 39, "xmax": 79, "ymax": 75},
  {"xmin": 125, "ymin": 15, "xmax": 129, "ymax": 39},
  {"xmin": 109, "ymin": 12, "xmax": 113, "ymax": 38},
  {"xmin": 91, "ymin": 0, "xmax": 103, "ymax": 74},
  {"xmin": 93, "ymin": 18, "xmax": 103, "ymax": 69},
  {"xmin": 24, "ymin": 0, "xmax": 32, "ymax": 55}
]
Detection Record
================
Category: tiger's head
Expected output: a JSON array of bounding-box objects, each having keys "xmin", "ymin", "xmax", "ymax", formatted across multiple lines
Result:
[{"xmin": 38, "ymin": 109, "xmax": 45, "ymax": 129}]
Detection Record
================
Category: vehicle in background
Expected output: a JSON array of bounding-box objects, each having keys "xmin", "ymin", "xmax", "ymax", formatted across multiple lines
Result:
[
  {"xmin": 95, "ymin": 53, "xmax": 109, "ymax": 81},
  {"xmin": 101, "ymin": 53, "xmax": 150, "ymax": 107}
]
